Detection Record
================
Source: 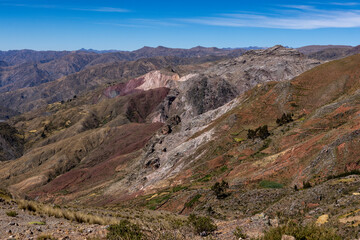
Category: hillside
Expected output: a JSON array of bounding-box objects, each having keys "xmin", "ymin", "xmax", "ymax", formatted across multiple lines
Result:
[
  {"xmin": 0, "ymin": 46, "xmax": 321, "ymax": 200},
  {"xmin": 298, "ymin": 45, "xmax": 360, "ymax": 61},
  {"xmin": 1, "ymin": 47, "xmax": 360, "ymax": 239}
]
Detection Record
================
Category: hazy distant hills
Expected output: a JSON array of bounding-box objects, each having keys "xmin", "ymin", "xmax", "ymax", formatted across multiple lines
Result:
[
  {"xmin": 297, "ymin": 44, "xmax": 360, "ymax": 61},
  {"xmin": 0, "ymin": 50, "xmax": 70, "ymax": 66}
]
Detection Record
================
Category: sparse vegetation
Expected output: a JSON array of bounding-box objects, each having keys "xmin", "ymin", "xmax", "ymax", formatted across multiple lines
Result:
[
  {"xmin": 327, "ymin": 170, "xmax": 360, "ymax": 180},
  {"xmin": 172, "ymin": 185, "xmax": 188, "ymax": 193},
  {"xmin": 233, "ymin": 227, "xmax": 247, "ymax": 239},
  {"xmin": 146, "ymin": 193, "xmax": 171, "ymax": 210},
  {"xmin": 6, "ymin": 210, "xmax": 18, "ymax": 217},
  {"xmin": 107, "ymin": 220, "xmax": 143, "ymax": 240},
  {"xmin": 211, "ymin": 180, "xmax": 229, "ymax": 199},
  {"xmin": 259, "ymin": 180, "xmax": 283, "ymax": 189},
  {"xmin": 18, "ymin": 199, "xmax": 117, "ymax": 225},
  {"xmin": 188, "ymin": 214, "xmax": 217, "ymax": 236},
  {"xmin": 185, "ymin": 194, "xmax": 201, "ymax": 208},
  {"xmin": 262, "ymin": 221, "xmax": 341, "ymax": 240},
  {"xmin": 37, "ymin": 235, "xmax": 57, "ymax": 240}
]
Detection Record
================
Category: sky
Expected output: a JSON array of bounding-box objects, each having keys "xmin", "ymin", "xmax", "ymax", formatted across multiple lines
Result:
[{"xmin": 0, "ymin": 0, "xmax": 360, "ymax": 51}]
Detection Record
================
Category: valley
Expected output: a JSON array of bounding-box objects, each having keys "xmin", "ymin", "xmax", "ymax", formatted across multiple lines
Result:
[{"xmin": 1, "ymin": 45, "xmax": 360, "ymax": 239}]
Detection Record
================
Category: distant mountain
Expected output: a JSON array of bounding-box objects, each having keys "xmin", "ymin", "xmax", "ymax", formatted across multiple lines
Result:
[
  {"xmin": 0, "ymin": 52, "xmax": 100, "ymax": 93},
  {"xmin": 0, "ymin": 46, "xmax": 255, "ymax": 95},
  {"xmin": 298, "ymin": 45, "xmax": 360, "ymax": 61},
  {"xmin": 0, "ymin": 55, "xmax": 230, "ymax": 113},
  {"xmin": 297, "ymin": 45, "xmax": 353, "ymax": 55},
  {"xmin": 0, "ymin": 50, "xmax": 71, "ymax": 66},
  {"xmin": 78, "ymin": 48, "xmax": 120, "ymax": 54}
]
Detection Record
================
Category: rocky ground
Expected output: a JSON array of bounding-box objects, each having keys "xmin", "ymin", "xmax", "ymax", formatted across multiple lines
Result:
[{"xmin": 0, "ymin": 199, "xmax": 107, "ymax": 240}]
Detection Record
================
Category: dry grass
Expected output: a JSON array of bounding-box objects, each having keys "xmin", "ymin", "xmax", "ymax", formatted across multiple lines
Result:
[{"xmin": 17, "ymin": 199, "xmax": 118, "ymax": 225}]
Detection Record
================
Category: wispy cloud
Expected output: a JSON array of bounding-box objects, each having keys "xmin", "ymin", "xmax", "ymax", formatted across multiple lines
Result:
[
  {"xmin": 71, "ymin": 7, "xmax": 129, "ymax": 13},
  {"xmin": 330, "ymin": 2, "xmax": 360, "ymax": 6},
  {"xmin": 1, "ymin": 3, "xmax": 129, "ymax": 13},
  {"xmin": 95, "ymin": 19, "xmax": 183, "ymax": 29},
  {"xmin": 180, "ymin": 5, "xmax": 360, "ymax": 29}
]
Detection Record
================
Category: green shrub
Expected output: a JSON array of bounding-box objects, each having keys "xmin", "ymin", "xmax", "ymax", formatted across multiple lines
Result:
[
  {"xmin": 263, "ymin": 221, "xmax": 341, "ymax": 240},
  {"xmin": 6, "ymin": 211, "xmax": 18, "ymax": 217},
  {"xmin": 259, "ymin": 180, "xmax": 283, "ymax": 189},
  {"xmin": 146, "ymin": 193, "xmax": 171, "ymax": 210},
  {"xmin": 107, "ymin": 220, "xmax": 143, "ymax": 240},
  {"xmin": 29, "ymin": 221, "xmax": 46, "ymax": 225},
  {"xmin": 185, "ymin": 194, "xmax": 201, "ymax": 208},
  {"xmin": 211, "ymin": 180, "xmax": 229, "ymax": 199},
  {"xmin": 197, "ymin": 174, "xmax": 212, "ymax": 182},
  {"xmin": 247, "ymin": 125, "xmax": 270, "ymax": 140},
  {"xmin": 172, "ymin": 185, "xmax": 188, "ymax": 193},
  {"xmin": 302, "ymin": 181, "xmax": 312, "ymax": 189},
  {"xmin": 188, "ymin": 214, "xmax": 217, "ymax": 235},
  {"xmin": 276, "ymin": 113, "xmax": 294, "ymax": 126}
]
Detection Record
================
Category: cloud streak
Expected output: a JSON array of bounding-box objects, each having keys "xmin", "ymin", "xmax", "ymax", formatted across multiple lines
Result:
[
  {"xmin": 180, "ymin": 5, "xmax": 360, "ymax": 29},
  {"xmin": 71, "ymin": 7, "xmax": 129, "ymax": 13},
  {"xmin": 1, "ymin": 3, "xmax": 129, "ymax": 13}
]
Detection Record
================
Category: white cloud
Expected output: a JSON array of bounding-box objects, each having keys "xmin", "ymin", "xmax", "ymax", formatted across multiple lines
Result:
[
  {"xmin": 1, "ymin": 3, "xmax": 129, "ymax": 13},
  {"xmin": 72, "ymin": 7, "xmax": 129, "ymax": 13},
  {"xmin": 181, "ymin": 6, "xmax": 360, "ymax": 29},
  {"xmin": 330, "ymin": 2, "xmax": 360, "ymax": 6}
]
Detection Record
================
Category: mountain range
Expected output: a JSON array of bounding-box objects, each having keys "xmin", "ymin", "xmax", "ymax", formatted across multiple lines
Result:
[{"xmin": 0, "ymin": 44, "xmax": 360, "ymax": 239}]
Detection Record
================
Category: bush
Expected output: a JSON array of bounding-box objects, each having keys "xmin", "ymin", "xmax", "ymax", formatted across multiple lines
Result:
[
  {"xmin": 303, "ymin": 181, "xmax": 312, "ymax": 189},
  {"xmin": 188, "ymin": 214, "xmax": 217, "ymax": 236},
  {"xmin": 211, "ymin": 180, "xmax": 229, "ymax": 199},
  {"xmin": 258, "ymin": 125, "xmax": 270, "ymax": 140},
  {"xmin": 107, "ymin": 220, "xmax": 144, "ymax": 240},
  {"xmin": 247, "ymin": 125, "xmax": 270, "ymax": 140},
  {"xmin": 6, "ymin": 211, "xmax": 18, "ymax": 217},
  {"xmin": 276, "ymin": 113, "xmax": 294, "ymax": 126},
  {"xmin": 29, "ymin": 221, "xmax": 46, "ymax": 225},
  {"xmin": 263, "ymin": 221, "xmax": 341, "ymax": 240}
]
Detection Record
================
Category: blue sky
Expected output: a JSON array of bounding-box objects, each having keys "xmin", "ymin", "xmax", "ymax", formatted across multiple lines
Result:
[{"xmin": 0, "ymin": 0, "xmax": 360, "ymax": 50}]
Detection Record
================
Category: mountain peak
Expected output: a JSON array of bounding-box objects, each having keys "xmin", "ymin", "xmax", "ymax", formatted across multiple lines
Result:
[{"xmin": 244, "ymin": 45, "xmax": 301, "ymax": 57}]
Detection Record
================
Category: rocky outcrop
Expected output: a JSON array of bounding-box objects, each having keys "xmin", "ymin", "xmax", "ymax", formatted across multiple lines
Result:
[{"xmin": 162, "ymin": 45, "xmax": 321, "ymax": 122}]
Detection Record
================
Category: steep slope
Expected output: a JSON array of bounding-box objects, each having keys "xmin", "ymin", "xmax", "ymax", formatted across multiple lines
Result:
[
  {"xmin": 0, "ymin": 46, "xmax": 323, "ymax": 205},
  {"xmin": 160, "ymin": 45, "xmax": 321, "ymax": 120},
  {"xmin": 0, "ymin": 86, "xmax": 169, "ymax": 199},
  {"xmin": 0, "ymin": 122, "xmax": 23, "ymax": 161},
  {"xmin": 121, "ymin": 53, "xmax": 360, "ymax": 215}
]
